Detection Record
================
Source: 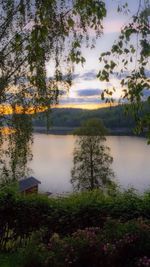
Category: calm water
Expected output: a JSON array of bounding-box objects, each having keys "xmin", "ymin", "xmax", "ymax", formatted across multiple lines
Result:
[{"xmin": 29, "ymin": 134, "xmax": 150, "ymax": 193}]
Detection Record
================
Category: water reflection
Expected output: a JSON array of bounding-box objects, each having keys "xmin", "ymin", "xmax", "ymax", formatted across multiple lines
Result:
[{"xmin": 29, "ymin": 134, "xmax": 150, "ymax": 193}]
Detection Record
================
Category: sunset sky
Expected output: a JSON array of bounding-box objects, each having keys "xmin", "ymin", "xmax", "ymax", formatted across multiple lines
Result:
[{"xmin": 46, "ymin": 0, "xmax": 140, "ymax": 109}]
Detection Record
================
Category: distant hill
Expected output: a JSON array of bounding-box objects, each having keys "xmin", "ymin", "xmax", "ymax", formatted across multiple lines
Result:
[{"xmin": 32, "ymin": 102, "xmax": 150, "ymax": 135}]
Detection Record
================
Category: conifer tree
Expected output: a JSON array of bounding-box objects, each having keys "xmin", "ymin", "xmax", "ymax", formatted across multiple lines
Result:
[{"xmin": 71, "ymin": 119, "xmax": 115, "ymax": 191}]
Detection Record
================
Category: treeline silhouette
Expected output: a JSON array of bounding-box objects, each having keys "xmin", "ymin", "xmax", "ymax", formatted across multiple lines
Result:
[{"xmin": 33, "ymin": 102, "xmax": 150, "ymax": 134}]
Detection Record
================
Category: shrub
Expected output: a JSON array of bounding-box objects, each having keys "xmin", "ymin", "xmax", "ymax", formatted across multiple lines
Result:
[
  {"xmin": 19, "ymin": 231, "xmax": 49, "ymax": 267},
  {"xmin": 31, "ymin": 219, "xmax": 150, "ymax": 267},
  {"xmin": 1, "ymin": 187, "xmax": 150, "ymax": 251}
]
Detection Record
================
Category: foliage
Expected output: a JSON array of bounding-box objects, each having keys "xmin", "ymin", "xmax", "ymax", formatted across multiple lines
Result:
[
  {"xmin": 0, "ymin": 0, "xmax": 106, "ymax": 179},
  {"xmin": 1, "ymin": 0, "xmax": 149, "ymax": 181},
  {"xmin": 0, "ymin": 253, "xmax": 21, "ymax": 267},
  {"xmin": 98, "ymin": 0, "xmax": 150, "ymax": 141},
  {"xmin": 0, "ymin": 0, "xmax": 106, "ymax": 104},
  {"xmin": 19, "ymin": 231, "xmax": 48, "ymax": 267},
  {"xmin": 71, "ymin": 119, "xmax": 115, "ymax": 191},
  {"xmin": 17, "ymin": 219, "xmax": 150, "ymax": 267},
  {"xmin": 33, "ymin": 102, "xmax": 150, "ymax": 135},
  {"xmin": 73, "ymin": 118, "xmax": 107, "ymax": 136},
  {"xmin": 0, "ymin": 114, "xmax": 33, "ymax": 182},
  {"xmin": 2, "ymin": 218, "xmax": 150, "ymax": 266},
  {"xmin": 1, "ymin": 187, "xmax": 150, "ymax": 265},
  {"xmin": 2, "ymin": 186, "xmax": 150, "ymax": 252}
]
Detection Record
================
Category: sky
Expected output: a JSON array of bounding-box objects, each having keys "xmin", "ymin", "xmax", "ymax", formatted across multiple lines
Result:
[{"xmin": 47, "ymin": 0, "xmax": 141, "ymax": 109}]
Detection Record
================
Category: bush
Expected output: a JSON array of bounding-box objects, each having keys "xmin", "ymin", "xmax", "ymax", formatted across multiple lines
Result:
[
  {"xmin": 19, "ymin": 231, "xmax": 48, "ymax": 267},
  {"xmin": 0, "ymin": 252, "xmax": 22, "ymax": 267},
  {"xmin": 1, "ymin": 187, "xmax": 150, "ymax": 266},
  {"xmin": 22, "ymin": 219, "xmax": 150, "ymax": 267},
  {"xmin": 1, "ymin": 187, "xmax": 150, "ymax": 251}
]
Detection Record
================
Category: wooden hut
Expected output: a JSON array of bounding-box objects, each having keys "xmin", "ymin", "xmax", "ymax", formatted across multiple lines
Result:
[{"xmin": 19, "ymin": 177, "xmax": 41, "ymax": 195}]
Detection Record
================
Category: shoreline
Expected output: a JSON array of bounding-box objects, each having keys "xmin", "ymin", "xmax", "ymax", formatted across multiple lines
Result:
[{"xmin": 33, "ymin": 126, "xmax": 143, "ymax": 137}]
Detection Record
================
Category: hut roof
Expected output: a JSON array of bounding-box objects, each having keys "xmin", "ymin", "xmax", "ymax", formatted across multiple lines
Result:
[{"xmin": 19, "ymin": 177, "xmax": 41, "ymax": 192}]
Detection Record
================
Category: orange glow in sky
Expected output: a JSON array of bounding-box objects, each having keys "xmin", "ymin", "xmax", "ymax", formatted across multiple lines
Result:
[
  {"xmin": 0, "ymin": 127, "xmax": 16, "ymax": 135},
  {"xmin": 0, "ymin": 102, "xmax": 118, "ymax": 115},
  {"xmin": 55, "ymin": 102, "xmax": 117, "ymax": 110},
  {"xmin": 0, "ymin": 104, "xmax": 49, "ymax": 115}
]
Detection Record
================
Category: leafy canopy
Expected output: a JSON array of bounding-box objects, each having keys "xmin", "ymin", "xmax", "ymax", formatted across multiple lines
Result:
[
  {"xmin": 74, "ymin": 118, "xmax": 107, "ymax": 137},
  {"xmin": 0, "ymin": 0, "xmax": 106, "ymax": 180},
  {"xmin": 71, "ymin": 119, "xmax": 115, "ymax": 191},
  {"xmin": 97, "ymin": 0, "xmax": 150, "ymax": 141}
]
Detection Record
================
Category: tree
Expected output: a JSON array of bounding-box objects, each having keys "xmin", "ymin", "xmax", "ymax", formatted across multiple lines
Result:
[
  {"xmin": 0, "ymin": 0, "xmax": 107, "ymax": 180},
  {"xmin": 98, "ymin": 0, "xmax": 150, "ymax": 141},
  {"xmin": 71, "ymin": 119, "xmax": 115, "ymax": 191},
  {"xmin": 1, "ymin": 0, "xmax": 149, "ymax": 181}
]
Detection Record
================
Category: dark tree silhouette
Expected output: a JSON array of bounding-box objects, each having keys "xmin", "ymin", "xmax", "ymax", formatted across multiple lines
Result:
[{"xmin": 71, "ymin": 119, "xmax": 115, "ymax": 191}]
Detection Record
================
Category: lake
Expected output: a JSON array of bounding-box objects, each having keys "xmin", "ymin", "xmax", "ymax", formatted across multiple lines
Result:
[{"xmin": 29, "ymin": 134, "xmax": 150, "ymax": 193}]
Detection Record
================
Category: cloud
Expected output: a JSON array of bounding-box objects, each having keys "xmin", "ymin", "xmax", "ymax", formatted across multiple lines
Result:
[
  {"xmin": 77, "ymin": 89, "xmax": 102, "ymax": 97},
  {"xmin": 47, "ymin": 70, "xmax": 97, "ymax": 82},
  {"xmin": 103, "ymin": 19, "xmax": 124, "ymax": 34},
  {"xmin": 60, "ymin": 97, "xmax": 103, "ymax": 105},
  {"xmin": 79, "ymin": 70, "xmax": 97, "ymax": 81},
  {"xmin": 72, "ymin": 70, "xmax": 97, "ymax": 81}
]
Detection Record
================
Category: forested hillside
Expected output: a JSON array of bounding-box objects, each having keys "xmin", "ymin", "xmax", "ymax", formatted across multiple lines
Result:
[{"xmin": 33, "ymin": 102, "xmax": 150, "ymax": 134}]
